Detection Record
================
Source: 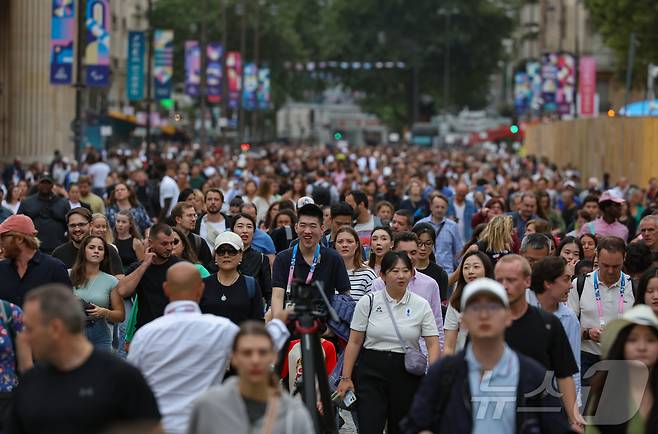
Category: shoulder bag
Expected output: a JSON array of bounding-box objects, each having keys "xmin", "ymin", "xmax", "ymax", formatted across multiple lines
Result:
[{"xmin": 382, "ymin": 295, "xmax": 427, "ymax": 376}]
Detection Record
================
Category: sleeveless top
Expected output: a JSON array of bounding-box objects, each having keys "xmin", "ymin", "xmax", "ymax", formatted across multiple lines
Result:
[{"xmin": 116, "ymin": 237, "xmax": 138, "ymax": 269}]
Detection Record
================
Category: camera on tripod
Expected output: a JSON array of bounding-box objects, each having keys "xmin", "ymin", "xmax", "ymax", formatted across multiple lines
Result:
[{"xmin": 289, "ymin": 280, "xmax": 333, "ymax": 320}]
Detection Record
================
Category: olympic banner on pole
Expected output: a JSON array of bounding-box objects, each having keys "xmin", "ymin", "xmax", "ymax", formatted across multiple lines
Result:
[
  {"xmin": 153, "ymin": 30, "xmax": 174, "ymax": 100},
  {"xmin": 207, "ymin": 42, "xmax": 224, "ymax": 103},
  {"xmin": 579, "ymin": 56, "xmax": 597, "ymax": 117},
  {"xmin": 184, "ymin": 41, "xmax": 200, "ymax": 97},
  {"xmin": 50, "ymin": 0, "xmax": 75, "ymax": 85},
  {"xmin": 126, "ymin": 31, "xmax": 145, "ymax": 101},
  {"xmin": 257, "ymin": 67, "xmax": 271, "ymax": 110},
  {"xmin": 226, "ymin": 51, "xmax": 242, "ymax": 109},
  {"xmin": 84, "ymin": 0, "xmax": 110, "ymax": 87},
  {"xmin": 242, "ymin": 63, "xmax": 258, "ymax": 110},
  {"xmin": 556, "ymin": 53, "xmax": 575, "ymax": 116}
]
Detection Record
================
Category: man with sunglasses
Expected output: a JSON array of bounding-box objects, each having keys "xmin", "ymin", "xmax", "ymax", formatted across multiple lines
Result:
[
  {"xmin": 52, "ymin": 208, "xmax": 124, "ymax": 277},
  {"xmin": 117, "ymin": 224, "xmax": 182, "ymax": 330}
]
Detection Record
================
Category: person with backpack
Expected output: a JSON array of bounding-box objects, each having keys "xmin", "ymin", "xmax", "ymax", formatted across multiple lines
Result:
[
  {"xmin": 403, "ymin": 278, "xmax": 572, "ymax": 434},
  {"xmin": 200, "ymin": 232, "xmax": 264, "ymax": 324},
  {"xmin": 568, "ymin": 236, "xmax": 635, "ymax": 386}
]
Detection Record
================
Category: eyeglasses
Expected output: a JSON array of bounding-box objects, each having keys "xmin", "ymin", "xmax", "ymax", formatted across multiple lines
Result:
[
  {"xmin": 216, "ymin": 247, "xmax": 240, "ymax": 256},
  {"xmin": 417, "ymin": 241, "xmax": 434, "ymax": 248},
  {"xmin": 68, "ymin": 223, "xmax": 89, "ymax": 229},
  {"xmin": 465, "ymin": 302, "xmax": 505, "ymax": 314}
]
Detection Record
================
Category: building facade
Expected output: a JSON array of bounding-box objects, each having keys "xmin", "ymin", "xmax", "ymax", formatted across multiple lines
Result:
[{"xmin": 0, "ymin": 0, "xmax": 147, "ymax": 164}]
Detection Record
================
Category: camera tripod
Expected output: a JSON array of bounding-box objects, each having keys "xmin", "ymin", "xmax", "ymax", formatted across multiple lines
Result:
[{"xmin": 278, "ymin": 280, "xmax": 340, "ymax": 434}]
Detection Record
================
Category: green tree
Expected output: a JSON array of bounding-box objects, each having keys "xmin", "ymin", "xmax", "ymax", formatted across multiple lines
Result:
[
  {"xmin": 586, "ymin": 0, "xmax": 658, "ymax": 82},
  {"xmin": 320, "ymin": 0, "xmax": 515, "ymax": 129}
]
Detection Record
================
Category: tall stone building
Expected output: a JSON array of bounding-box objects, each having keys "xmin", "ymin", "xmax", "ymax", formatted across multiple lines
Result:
[{"xmin": 0, "ymin": 0, "xmax": 147, "ymax": 164}]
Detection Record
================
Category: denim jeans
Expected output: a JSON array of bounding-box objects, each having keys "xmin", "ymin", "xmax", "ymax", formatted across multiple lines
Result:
[{"xmin": 85, "ymin": 319, "xmax": 112, "ymax": 351}]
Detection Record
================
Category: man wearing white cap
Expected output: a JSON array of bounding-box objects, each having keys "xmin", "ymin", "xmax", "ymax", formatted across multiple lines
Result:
[
  {"xmin": 405, "ymin": 277, "xmax": 571, "ymax": 434},
  {"xmin": 578, "ymin": 190, "xmax": 629, "ymax": 241}
]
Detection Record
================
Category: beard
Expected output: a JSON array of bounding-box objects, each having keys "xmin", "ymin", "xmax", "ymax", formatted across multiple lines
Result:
[{"xmin": 2, "ymin": 239, "xmax": 21, "ymax": 259}]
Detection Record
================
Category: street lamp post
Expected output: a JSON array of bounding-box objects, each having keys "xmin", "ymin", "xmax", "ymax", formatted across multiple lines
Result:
[
  {"xmin": 237, "ymin": 0, "xmax": 247, "ymax": 144},
  {"xmin": 73, "ymin": 0, "xmax": 87, "ymax": 164},
  {"xmin": 199, "ymin": 0, "xmax": 208, "ymax": 147},
  {"xmin": 145, "ymin": 0, "xmax": 153, "ymax": 148},
  {"xmin": 437, "ymin": 6, "xmax": 459, "ymax": 117}
]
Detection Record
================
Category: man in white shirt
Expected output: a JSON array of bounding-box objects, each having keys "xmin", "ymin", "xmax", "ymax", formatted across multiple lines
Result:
[
  {"xmin": 196, "ymin": 188, "xmax": 228, "ymax": 251},
  {"xmin": 568, "ymin": 236, "xmax": 634, "ymax": 385},
  {"xmin": 159, "ymin": 163, "xmax": 180, "ymax": 221},
  {"xmin": 128, "ymin": 261, "xmax": 289, "ymax": 434},
  {"xmin": 87, "ymin": 155, "xmax": 111, "ymax": 198}
]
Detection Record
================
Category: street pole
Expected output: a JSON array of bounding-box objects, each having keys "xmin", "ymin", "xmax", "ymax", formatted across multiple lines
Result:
[
  {"xmin": 574, "ymin": 0, "xmax": 580, "ymax": 118},
  {"xmin": 623, "ymin": 32, "xmax": 636, "ymax": 114},
  {"xmin": 199, "ymin": 0, "xmax": 208, "ymax": 147},
  {"xmin": 221, "ymin": 0, "xmax": 228, "ymax": 143},
  {"xmin": 443, "ymin": 10, "xmax": 451, "ymax": 117},
  {"xmin": 251, "ymin": 1, "xmax": 260, "ymax": 143},
  {"xmin": 237, "ymin": 0, "xmax": 247, "ymax": 144},
  {"xmin": 73, "ymin": 0, "xmax": 86, "ymax": 164},
  {"xmin": 145, "ymin": 0, "xmax": 153, "ymax": 148}
]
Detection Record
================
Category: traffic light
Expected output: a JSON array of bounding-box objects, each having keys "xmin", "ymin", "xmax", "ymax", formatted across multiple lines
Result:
[
  {"xmin": 509, "ymin": 124, "xmax": 520, "ymax": 134},
  {"xmin": 333, "ymin": 131, "xmax": 344, "ymax": 141}
]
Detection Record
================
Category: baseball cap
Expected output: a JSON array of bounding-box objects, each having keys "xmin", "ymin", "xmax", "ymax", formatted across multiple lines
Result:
[
  {"xmin": 297, "ymin": 196, "xmax": 315, "ymax": 208},
  {"xmin": 601, "ymin": 305, "xmax": 658, "ymax": 359},
  {"xmin": 0, "ymin": 214, "xmax": 37, "ymax": 236},
  {"xmin": 599, "ymin": 190, "xmax": 624, "ymax": 204},
  {"xmin": 38, "ymin": 173, "xmax": 54, "ymax": 183},
  {"xmin": 461, "ymin": 278, "xmax": 509, "ymax": 311},
  {"xmin": 563, "ymin": 180, "xmax": 577, "ymax": 189},
  {"xmin": 214, "ymin": 231, "xmax": 244, "ymax": 252}
]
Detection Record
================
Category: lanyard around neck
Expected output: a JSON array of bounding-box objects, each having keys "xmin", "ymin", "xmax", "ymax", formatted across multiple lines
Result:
[
  {"xmin": 593, "ymin": 271, "xmax": 625, "ymax": 327},
  {"xmin": 286, "ymin": 244, "xmax": 321, "ymax": 295}
]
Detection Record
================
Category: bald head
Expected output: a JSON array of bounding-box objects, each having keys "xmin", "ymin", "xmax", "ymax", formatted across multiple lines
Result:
[{"xmin": 163, "ymin": 261, "xmax": 204, "ymax": 302}]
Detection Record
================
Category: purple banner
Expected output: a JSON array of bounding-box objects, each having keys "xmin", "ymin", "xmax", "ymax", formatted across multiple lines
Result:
[
  {"xmin": 50, "ymin": 0, "xmax": 75, "ymax": 85},
  {"xmin": 226, "ymin": 51, "xmax": 242, "ymax": 109},
  {"xmin": 242, "ymin": 63, "xmax": 258, "ymax": 110},
  {"xmin": 556, "ymin": 53, "xmax": 575, "ymax": 116},
  {"xmin": 541, "ymin": 53, "xmax": 558, "ymax": 113},
  {"xmin": 206, "ymin": 42, "xmax": 223, "ymax": 103},
  {"xmin": 184, "ymin": 41, "xmax": 201, "ymax": 97},
  {"xmin": 84, "ymin": 0, "xmax": 111, "ymax": 87}
]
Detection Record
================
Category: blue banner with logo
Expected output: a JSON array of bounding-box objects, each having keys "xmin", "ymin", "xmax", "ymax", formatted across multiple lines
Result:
[
  {"xmin": 126, "ymin": 31, "xmax": 145, "ymax": 100},
  {"xmin": 257, "ymin": 67, "xmax": 270, "ymax": 110},
  {"xmin": 153, "ymin": 30, "xmax": 174, "ymax": 99},
  {"xmin": 207, "ymin": 42, "xmax": 223, "ymax": 103},
  {"xmin": 84, "ymin": 0, "xmax": 110, "ymax": 87},
  {"xmin": 50, "ymin": 0, "xmax": 75, "ymax": 85},
  {"xmin": 242, "ymin": 63, "xmax": 258, "ymax": 110}
]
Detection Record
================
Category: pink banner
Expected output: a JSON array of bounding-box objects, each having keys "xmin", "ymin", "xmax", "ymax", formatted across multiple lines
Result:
[{"xmin": 579, "ymin": 56, "xmax": 596, "ymax": 116}]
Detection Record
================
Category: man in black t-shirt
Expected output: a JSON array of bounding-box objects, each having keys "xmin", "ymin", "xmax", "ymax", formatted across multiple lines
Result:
[
  {"xmin": 271, "ymin": 204, "xmax": 351, "ymax": 318},
  {"xmin": 8, "ymin": 284, "xmax": 160, "ymax": 434},
  {"xmin": 52, "ymin": 208, "xmax": 125, "ymax": 276},
  {"xmin": 117, "ymin": 224, "xmax": 182, "ymax": 329},
  {"xmin": 495, "ymin": 254, "xmax": 583, "ymax": 431}
]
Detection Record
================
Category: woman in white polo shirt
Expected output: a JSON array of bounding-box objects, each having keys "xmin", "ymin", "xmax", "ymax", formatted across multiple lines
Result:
[{"xmin": 336, "ymin": 251, "xmax": 440, "ymax": 434}]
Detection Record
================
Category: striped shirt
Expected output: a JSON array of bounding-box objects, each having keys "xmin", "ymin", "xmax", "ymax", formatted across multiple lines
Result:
[{"xmin": 346, "ymin": 267, "xmax": 378, "ymax": 301}]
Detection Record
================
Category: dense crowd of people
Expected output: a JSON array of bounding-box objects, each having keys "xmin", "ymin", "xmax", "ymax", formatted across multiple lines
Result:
[{"xmin": 0, "ymin": 141, "xmax": 657, "ymax": 434}]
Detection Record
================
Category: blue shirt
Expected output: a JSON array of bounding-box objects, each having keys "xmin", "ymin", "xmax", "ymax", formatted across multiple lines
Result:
[
  {"xmin": 251, "ymin": 229, "xmax": 276, "ymax": 255},
  {"xmin": 465, "ymin": 343, "xmax": 519, "ymax": 434},
  {"xmin": 509, "ymin": 211, "xmax": 540, "ymax": 239},
  {"xmin": 0, "ymin": 251, "xmax": 72, "ymax": 307},
  {"xmin": 0, "ymin": 301, "xmax": 24, "ymax": 392},
  {"xmin": 415, "ymin": 216, "xmax": 463, "ymax": 274},
  {"xmin": 526, "ymin": 289, "xmax": 582, "ymax": 406}
]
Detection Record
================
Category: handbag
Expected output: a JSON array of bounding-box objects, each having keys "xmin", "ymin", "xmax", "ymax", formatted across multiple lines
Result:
[{"xmin": 382, "ymin": 295, "xmax": 427, "ymax": 376}]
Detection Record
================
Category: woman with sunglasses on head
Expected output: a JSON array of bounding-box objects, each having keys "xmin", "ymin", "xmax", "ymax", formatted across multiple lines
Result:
[
  {"xmin": 335, "ymin": 226, "xmax": 377, "ymax": 301},
  {"xmin": 231, "ymin": 213, "xmax": 272, "ymax": 307},
  {"xmin": 201, "ymin": 232, "xmax": 264, "ymax": 325},
  {"xmin": 69, "ymin": 234, "xmax": 125, "ymax": 351},
  {"xmin": 585, "ymin": 305, "xmax": 658, "ymax": 434},
  {"xmin": 171, "ymin": 227, "xmax": 211, "ymax": 278},
  {"xmin": 336, "ymin": 251, "xmax": 440, "ymax": 434}
]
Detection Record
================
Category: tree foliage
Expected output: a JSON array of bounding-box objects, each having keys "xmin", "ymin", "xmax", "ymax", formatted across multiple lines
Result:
[
  {"xmin": 586, "ymin": 0, "xmax": 658, "ymax": 81},
  {"xmin": 151, "ymin": 0, "xmax": 516, "ymax": 129}
]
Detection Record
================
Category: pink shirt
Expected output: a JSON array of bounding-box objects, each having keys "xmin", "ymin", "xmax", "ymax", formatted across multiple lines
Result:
[{"xmin": 579, "ymin": 217, "xmax": 629, "ymax": 241}]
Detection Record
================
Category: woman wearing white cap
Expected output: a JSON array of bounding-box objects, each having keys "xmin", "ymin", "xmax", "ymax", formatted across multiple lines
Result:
[
  {"xmin": 200, "ymin": 231, "xmax": 264, "ymax": 325},
  {"xmin": 585, "ymin": 305, "xmax": 658, "ymax": 434}
]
